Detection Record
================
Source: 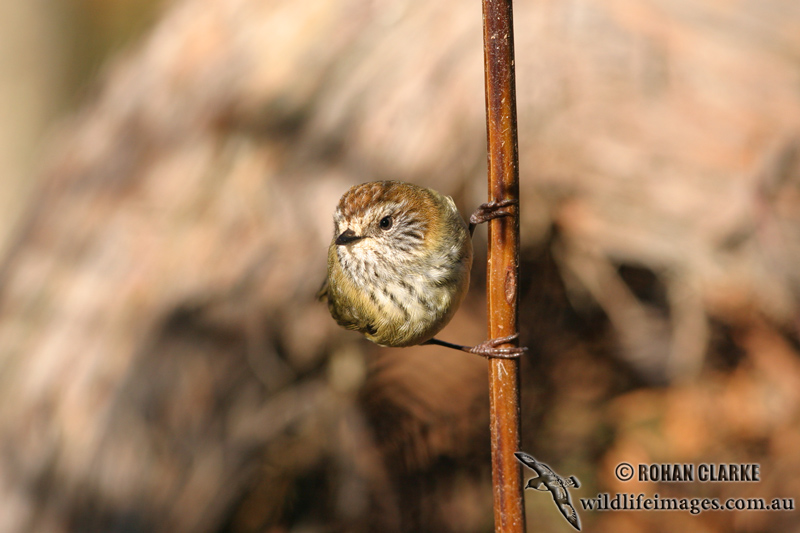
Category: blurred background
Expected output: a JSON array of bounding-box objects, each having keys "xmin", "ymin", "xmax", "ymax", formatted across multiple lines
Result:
[{"xmin": 0, "ymin": 0, "xmax": 799, "ymax": 531}]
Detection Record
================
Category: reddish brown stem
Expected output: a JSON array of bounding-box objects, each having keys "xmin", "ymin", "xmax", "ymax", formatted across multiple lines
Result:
[{"xmin": 481, "ymin": 0, "xmax": 526, "ymax": 531}]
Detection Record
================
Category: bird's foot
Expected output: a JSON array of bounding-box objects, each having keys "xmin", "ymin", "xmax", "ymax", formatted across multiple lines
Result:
[
  {"xmin": 469, "ymin": 198, "xmax": 518, "ymax": 229},
  {"xmin": 467, "ymin": 333, "xmax": 527, "ymax": 359},
  {"xmin": 425, "ymin": 333, "xmax": 527, "ymax": 359}
]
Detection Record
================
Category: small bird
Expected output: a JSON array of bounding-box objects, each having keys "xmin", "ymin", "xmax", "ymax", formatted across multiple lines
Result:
[
  {"xmin": 515, "ymin": 452, "xmax": 582, "ymax": 531},
  {"xmin": 319, "ymin": 180, "xmax": 526, "ymax": 358}
]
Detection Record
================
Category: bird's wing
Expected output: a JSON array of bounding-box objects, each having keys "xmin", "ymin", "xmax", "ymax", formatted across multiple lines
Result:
[
  {"xmin": 537, "ymin": 462, "xmax": 557, "ymax": 477},
  {"xmin": 316, "ymin": 278, "xmax": 329, "ymax": 301},
  {"xmin": 514, "ymin": 452, "xmax": 551, "ymax": 479},
  {"xmin": 514, "ymin": 452, "xmax": 540, "ymax": 470},
  {"xmin": 557, "ymin": 500, "xmax": 581, "ymax": 531}
]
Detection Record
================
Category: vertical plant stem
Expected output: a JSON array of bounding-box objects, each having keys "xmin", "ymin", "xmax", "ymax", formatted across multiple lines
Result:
[{"xmin": 481, "ymin": 0, "xmax": 525, "ymax": 532}]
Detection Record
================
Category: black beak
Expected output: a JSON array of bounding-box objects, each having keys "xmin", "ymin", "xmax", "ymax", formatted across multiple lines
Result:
[{"xmin": 336, "ymin": 229, "xmax": 364, "ymax": 245}]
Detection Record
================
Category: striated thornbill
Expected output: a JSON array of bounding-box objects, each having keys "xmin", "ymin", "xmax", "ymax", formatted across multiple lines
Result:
[{"xmin": 320, "ymin": 180, "xmax": 525, "ymax": 358}]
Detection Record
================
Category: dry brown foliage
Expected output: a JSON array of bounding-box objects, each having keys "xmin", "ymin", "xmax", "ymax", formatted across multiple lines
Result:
[{"xmin": 0, "ymin": 0, "xmax": 799, "ymax": 531}]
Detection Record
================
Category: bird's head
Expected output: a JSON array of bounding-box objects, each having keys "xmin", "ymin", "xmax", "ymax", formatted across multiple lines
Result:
[
  {"xmin": 332, "ymin": 181, "xmax": 436, "ymax": 263},
  {"xmin": 525, "ymin": 478, "xmax": 544, "ymax": 490}
]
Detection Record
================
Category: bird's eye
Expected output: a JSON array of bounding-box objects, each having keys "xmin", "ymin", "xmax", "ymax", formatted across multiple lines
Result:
[{"xmin": 379, "ymin": 216, "xmax": 393, "ymax": 230}]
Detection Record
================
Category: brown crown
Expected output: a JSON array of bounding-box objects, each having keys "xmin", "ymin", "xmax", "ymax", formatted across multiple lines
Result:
[{"xmin": 336, "ymin": 181, "xmax": 430, "ymax": 220}]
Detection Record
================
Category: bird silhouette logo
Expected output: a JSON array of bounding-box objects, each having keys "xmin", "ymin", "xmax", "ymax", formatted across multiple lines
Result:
[{"xmin": 515, "ymin": 452, "xmax": 582, "ymax": 531}]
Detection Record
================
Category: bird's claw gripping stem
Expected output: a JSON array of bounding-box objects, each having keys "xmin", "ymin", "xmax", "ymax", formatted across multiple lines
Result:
[
  {"xmin": 469, "ymin": 198, "xmax": 518, "ymax": 234},
  {"xmin": 425, "ymin": 332, "xmax": 527, "ymax": 359},
  {"xmin": 467, "ymin": 333, "xmax": 527, "ymax": 359}
]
